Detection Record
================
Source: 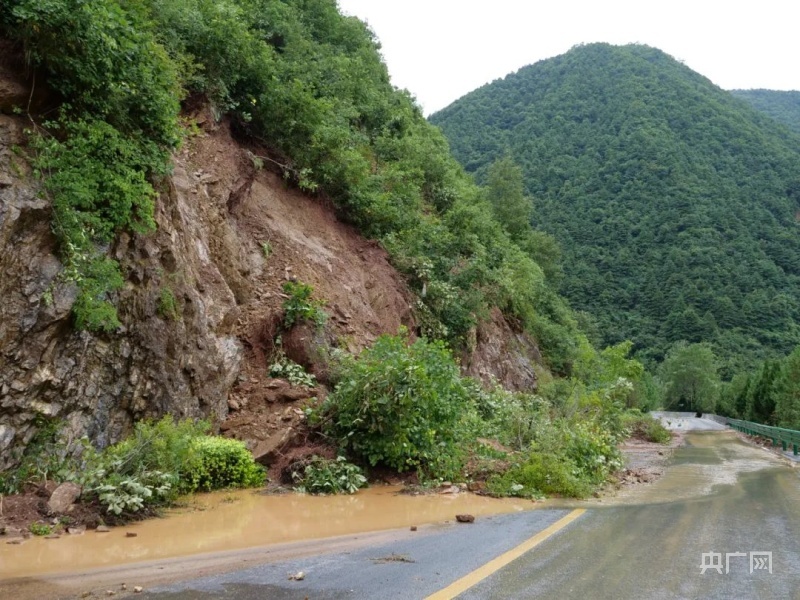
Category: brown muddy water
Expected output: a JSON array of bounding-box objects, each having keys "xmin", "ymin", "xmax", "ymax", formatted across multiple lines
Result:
[{"xmin": 0, "ymin": 485, "xmax": 535, "ymax": 579}]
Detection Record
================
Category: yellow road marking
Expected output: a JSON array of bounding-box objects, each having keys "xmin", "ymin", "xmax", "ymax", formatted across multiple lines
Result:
[{"xmin": 425, "ymin": 508, "xmax": 586, "ymax": 600}]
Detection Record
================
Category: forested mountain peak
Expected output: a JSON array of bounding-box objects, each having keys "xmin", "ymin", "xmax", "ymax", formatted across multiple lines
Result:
[{"xmin": 430, "ymin": 43, "xmax": 800, "ymax": 375}]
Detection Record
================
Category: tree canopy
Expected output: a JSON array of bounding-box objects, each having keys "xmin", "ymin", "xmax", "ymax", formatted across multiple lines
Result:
[
  {"xmin": 731, "ymin": 89, "xmax": 800, "ymax": 135},
  {"xmin": 430, "ymin": 43, "xmax": 800, "ymax": 376},
  {"xmin": 660, "ymin": 343, "xmax": 719, "ymax": 414}
]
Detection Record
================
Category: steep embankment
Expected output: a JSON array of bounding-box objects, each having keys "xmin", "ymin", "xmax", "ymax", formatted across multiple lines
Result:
[
  {"xmin": 0, "ymin": 95, "xmax": 542, "ymax": 469},
  {"xmin": 431, "ymin": 43, "xmax": 800, "ymax": 373}
]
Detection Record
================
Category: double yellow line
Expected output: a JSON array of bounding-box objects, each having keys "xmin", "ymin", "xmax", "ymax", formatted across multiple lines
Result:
[{"xmin": 425, "ymin": 509, "xmax": 586, "ymax": 600}]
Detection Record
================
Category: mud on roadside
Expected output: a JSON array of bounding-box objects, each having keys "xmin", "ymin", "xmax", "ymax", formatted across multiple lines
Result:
[{"xmin": 605, "ymin": 430, "xmax": 685, "ymax": 493}]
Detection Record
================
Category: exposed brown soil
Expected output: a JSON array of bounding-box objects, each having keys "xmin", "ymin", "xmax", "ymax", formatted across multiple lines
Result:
[
  {"xmin": 172, "ymin": 107, "xmax": 419, "ymax": 476},
  {"xmin": 609, "ymin": 431, "xmax": 684, "ymax": 491},
  {"xmin": 0, "ymin": 484, "xmax": 106, "ymax": 541}
]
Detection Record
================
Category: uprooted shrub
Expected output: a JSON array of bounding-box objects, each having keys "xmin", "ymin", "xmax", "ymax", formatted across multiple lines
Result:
[
  {"xmin": 291, "ymin": 456, "xmax": 367, "ymax": 495},
  {"xmin": 485, "ymin": 410, "xmax": 623, "ymax": 499}
]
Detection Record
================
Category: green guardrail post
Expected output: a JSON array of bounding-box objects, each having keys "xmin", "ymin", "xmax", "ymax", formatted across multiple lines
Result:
[
  {"xmin": 782, "ymin": 440, "xmax": 788, "ymax": 452},
  {"xmin": 772, "ymin": 438, "xmax": 777, "ymax": 447},
  {"xmin": 794, "ymin": 444, "xmax": 798, "ymax": 456}
]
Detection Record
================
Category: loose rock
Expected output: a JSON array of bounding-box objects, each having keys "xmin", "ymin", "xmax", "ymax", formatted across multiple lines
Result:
[
  {"xmin": 47, "ymin": 482, "xmax": 82, "ymax": 514},
  {"xmin": 455, "ymin": 514, "xmax": 475, "ymax": 523}
]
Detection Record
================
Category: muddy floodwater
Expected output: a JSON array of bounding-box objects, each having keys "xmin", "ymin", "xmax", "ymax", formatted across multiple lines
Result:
[{"xmin": 0, "ymin": 485, "xmax": 535, "ymax": 579}]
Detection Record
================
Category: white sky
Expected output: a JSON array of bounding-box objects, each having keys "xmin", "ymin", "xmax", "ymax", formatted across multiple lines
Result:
[{"xmin": 336, "ymin": 0, "xmax": 800, "ymax": 115}]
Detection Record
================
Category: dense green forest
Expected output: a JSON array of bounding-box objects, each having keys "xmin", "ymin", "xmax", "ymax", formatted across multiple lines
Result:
[
  {"xmin": 731, "ymin": 89, "xmax": 800, "ymax": 135},
  {"xmin": 431, "ymin": 43, "xmax": 800, "ymax": 378}
]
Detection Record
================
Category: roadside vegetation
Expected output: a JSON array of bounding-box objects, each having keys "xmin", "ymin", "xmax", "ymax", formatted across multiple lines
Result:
[
  {"xmin": 311, "ymin": 331, "xmax": 666, "ymax": 498},
  {"xmin": 0, "ymin": 418, "xmax": 264, "ymax": 517}
]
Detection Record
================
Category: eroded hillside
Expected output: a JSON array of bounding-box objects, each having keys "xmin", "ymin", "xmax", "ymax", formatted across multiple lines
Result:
[{"xmin": 0, "ymin": 98, "xmax": 543, "ymax": 468}]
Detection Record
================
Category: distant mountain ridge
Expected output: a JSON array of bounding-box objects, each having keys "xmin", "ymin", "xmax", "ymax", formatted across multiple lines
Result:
[
  {"xmin": 730, "ymin": 89, "xmax": 800, "ymax": 135},
  {"xmin": 430, "ymin": 43, "xmax": 800, "ymax": 373}
]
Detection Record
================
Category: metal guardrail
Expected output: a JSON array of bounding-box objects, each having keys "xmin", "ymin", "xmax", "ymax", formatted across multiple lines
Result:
[{"xmin": 726, "ymin": 418, "xmax": 800, "ymax": 455}]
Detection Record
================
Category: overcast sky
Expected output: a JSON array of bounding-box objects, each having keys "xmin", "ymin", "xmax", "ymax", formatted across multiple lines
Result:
[{"xmin": 336, "ymin": 0, "xmax": 800, "ymax": 115}]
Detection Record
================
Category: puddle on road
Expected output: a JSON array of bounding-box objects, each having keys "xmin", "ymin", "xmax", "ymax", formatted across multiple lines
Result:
[{"xmin": 0, "ymin": 485, "xmax": 535, "ymax": 579}]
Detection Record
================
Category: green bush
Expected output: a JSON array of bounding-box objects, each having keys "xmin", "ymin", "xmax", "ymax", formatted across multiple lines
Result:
[
  {"xmin": 292, "ymin": 456, "xmax": 367, "ymax": 495},
  {"xmin": 319, "ymin": 332, "xmax": 474, "ymax": 478},
  {"xmin": 561, "ymin": 420, "xmax": 623, "ymax": 483},
  {"xmin": 621, "ymin": 410, "xmax": 672, "ymax": 444},
  {"xmin": 100, "ymin": 417, "xmax": 209, "ymax": 496},
  {"xmin": 488, "ymin": 452, "xmax": 591, "ymax": 499},
  {"xmin": 186, "ymin": 437, "xmax": 265, "ymax": 492},
  {"xmin": 282, "ymin": 281, "xmax": 327, "ymax": 329},
  {"xmin": 477, "ymin": 388, "xmax": 552, "ymax": 451},
  {"xmin": 81, "ymin": 417, "xmax": 263, "ymax": 515}
]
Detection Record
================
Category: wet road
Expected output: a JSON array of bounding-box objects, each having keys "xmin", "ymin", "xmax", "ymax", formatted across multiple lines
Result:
[
  {"xmin": 5, "ymin": 430, "xmax": 800, "ymax": 599},
  {"xmin": 462, "ymin": 432, "xmax": 800, "ymax": 599}
]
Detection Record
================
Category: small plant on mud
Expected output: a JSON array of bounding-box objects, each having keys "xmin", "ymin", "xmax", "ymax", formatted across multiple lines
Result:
[
  {"xmin": 269, "ymin": 355, "xmax": 316, "ymax": 387},
  {"xmin": 282, "ymin": 281, "xmax": 327, "ymax": 328},
  {"xmin": 261, "ymin": 241, "xmax": 272, "ymax": 258},
  {"xmin": 94, "ymin": 472, "xmax": 173, "ymax": 515},
  {"xmin": 622, "ymin": 410, "xmax": 672, "ymax": 444},
  {"xmin": 28, "ymin": 522, "xmax": 53, "ymax": 536},
  {"xmin": 292, "ymin": 456, "xmax": 367, "ymax": 495}
]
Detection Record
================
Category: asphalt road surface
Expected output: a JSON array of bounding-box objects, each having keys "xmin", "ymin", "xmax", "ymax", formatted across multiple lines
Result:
[{"xmin": 135, "ymin": 431, "xmax": 800, "ymax": 600}]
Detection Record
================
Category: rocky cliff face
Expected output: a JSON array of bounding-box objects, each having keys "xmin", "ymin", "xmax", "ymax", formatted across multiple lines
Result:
[
  {"xmin": 0, "ymin": 113, "xmax": 242, "ymax": 469},
  {"xmin": 0, "ymin": 100, "xmax": 542, "ymax": 468}
]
